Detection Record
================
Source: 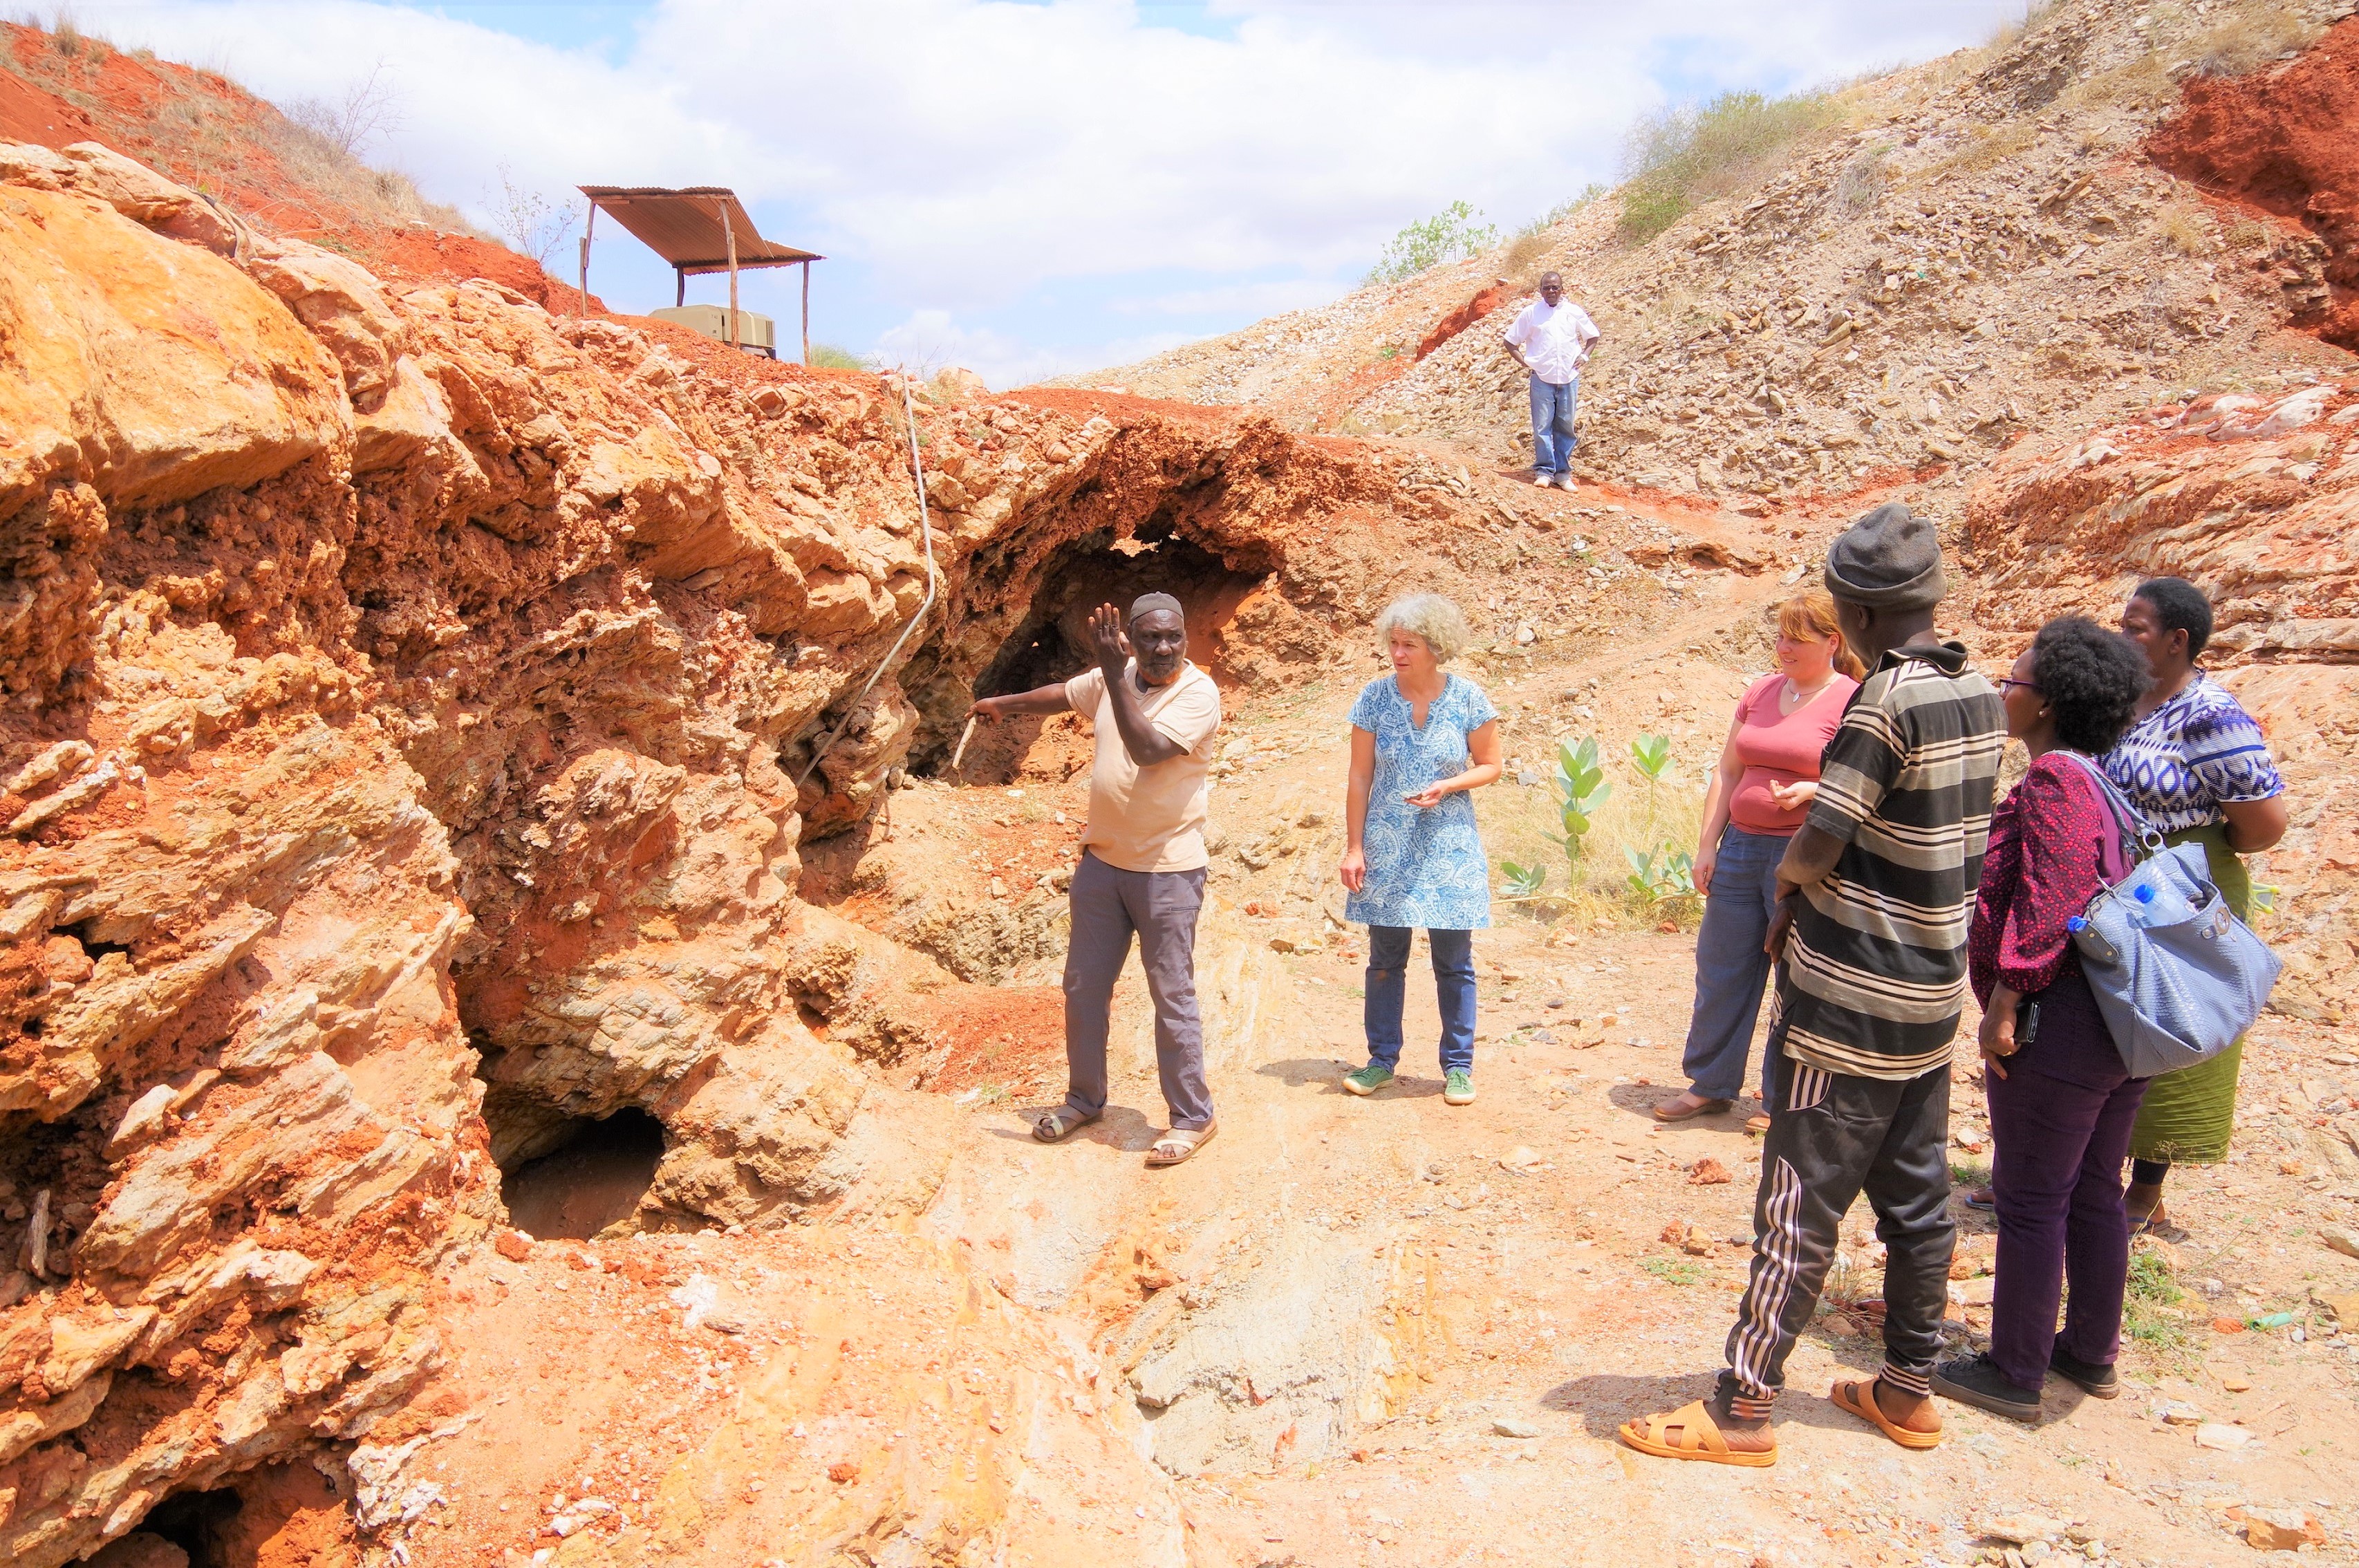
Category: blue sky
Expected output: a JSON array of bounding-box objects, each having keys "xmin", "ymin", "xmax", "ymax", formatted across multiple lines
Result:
[{"xmin": 83, "ymin": 1, "xmax": 2030, "ymax": 385}]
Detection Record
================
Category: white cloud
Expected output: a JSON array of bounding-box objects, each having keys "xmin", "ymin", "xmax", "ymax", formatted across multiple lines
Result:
[
  {"xmin": 875, "ymin": 308, "xmax": 1191, "ymax": 389},
  {"xmin": 1113, "ymin": 277, "xmax": 1350, "ymax": 318},
  {"xmin": 83, "ymin": 0, "xmax": 2024, "ymax": 374}
]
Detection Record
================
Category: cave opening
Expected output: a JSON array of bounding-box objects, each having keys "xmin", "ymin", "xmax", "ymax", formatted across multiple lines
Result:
[
  {"xmin": 492, "ymin": 1105, "xmax": 666, "ymax": 1241},
  {"xmin": 911, "ymin": 531, "xmax": 1268, "ymax": 783},
  {"xmin": 113, "ymin": 1484, "xmax": 243, "ymax": 1567}
]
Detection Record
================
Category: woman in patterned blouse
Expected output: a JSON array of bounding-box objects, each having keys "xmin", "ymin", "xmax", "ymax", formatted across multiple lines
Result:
[
  {"xmin": 2104, "ymin": 577, "xmax": 2288, "ymax": 1233},
  {"xmin": 1338, "ymin": 595, "xmax": 1503, "ymax": 1108}
]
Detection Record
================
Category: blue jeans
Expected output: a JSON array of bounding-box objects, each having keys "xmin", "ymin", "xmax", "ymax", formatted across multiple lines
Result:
[
  {"xmin": 1365, "ymin": 926, "xmax": 1475, "ymax": 1074},
  {"xmin": 1529, "ymin": 375, "xmax": 1580, "ymax": 474},
  {"xmin": 1678, "ymin": 825, "xmax": 1789, "ymax": 1104}
]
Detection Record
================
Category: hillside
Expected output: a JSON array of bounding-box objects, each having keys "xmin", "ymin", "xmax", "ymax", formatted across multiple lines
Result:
[
  {"xmin": 1083, "ymin": 0, "xmax": 2359, "ymax": 508},
  {"xmin": 2, "ymin": 6, "xmax": 2358, "ymax": 1567},
  {"xmin": 0, "ymin": 19, "xmax": 575, "ymax": 307}
]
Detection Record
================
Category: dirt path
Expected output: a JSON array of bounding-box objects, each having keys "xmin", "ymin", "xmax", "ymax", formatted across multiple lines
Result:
[{"xmin": 393, "ymin": 522, "xmax": 2358, "ymax": 1568}]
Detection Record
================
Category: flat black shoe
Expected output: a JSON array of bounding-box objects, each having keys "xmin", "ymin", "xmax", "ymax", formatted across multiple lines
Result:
[
  {"xmin": 1930, "ymin": 1354, "xmax": 2040, "ymax": 1422},
  {"xmin": 2046, "ymin": 1347, "xmax": 2118, "ymax": 1398}
]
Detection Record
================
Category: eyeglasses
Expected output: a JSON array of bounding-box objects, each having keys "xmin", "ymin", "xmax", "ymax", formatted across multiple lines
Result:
[{"xmin": 1998, "ymin": 678, "xmax": 2041, "ymax": 696}]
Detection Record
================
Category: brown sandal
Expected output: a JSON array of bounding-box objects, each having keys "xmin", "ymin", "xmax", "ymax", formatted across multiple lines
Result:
[
  {"xmin": 1616, "ymin": 1399, "xmax": 1775, "ymax": 1467},
  {"xmin": 1829, "ymin": 1379, "xmax": 1943, "ymax": 1450}
]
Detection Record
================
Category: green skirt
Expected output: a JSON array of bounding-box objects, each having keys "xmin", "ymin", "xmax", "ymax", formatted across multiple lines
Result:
[{"xmin": 2127, "ymin": 821, "xmax": 2252, "ymax": 1166}]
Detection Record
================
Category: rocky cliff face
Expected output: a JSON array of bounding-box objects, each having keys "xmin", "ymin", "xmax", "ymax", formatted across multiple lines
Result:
[
  {"xmin": 1959, "ymin": 379, "xmax": 2359, "ymax": 1023},
  {"xmin": 0, "ymin": 138, "xmax": 1499, "ymax": 1565}
]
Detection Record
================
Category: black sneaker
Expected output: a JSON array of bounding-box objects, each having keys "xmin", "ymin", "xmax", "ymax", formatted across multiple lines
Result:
[
  {"xmin": 2047, "ymin": 1347, "xmax": 2119, "ymax": 1398},
  {"xmin": 1930, "ymin": 1354, "xmax": 2040, "ymax": 1422}
]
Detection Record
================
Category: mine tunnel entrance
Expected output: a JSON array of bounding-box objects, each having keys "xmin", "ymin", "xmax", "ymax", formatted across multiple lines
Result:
[
  {"xmin": 913, "ymin": 531, "xmax": 1269, "ymax": 783},
  {"xmin": 112, "ymin": 1484, "xmax": 242, "ymax": 1566},
  {"xmin": 492, "ymin": 1105, "xmax": 666, "ymax": 1241}
]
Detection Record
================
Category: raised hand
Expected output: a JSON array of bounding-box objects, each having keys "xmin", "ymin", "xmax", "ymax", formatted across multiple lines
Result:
[{"xmin": 1086, "ymin": 603, "xmax": 1131, "ymax": 669}]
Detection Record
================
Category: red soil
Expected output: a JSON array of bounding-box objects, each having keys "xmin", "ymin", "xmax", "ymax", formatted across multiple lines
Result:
[
  {"xmin": 1417, "ymin": 279, "xmax": 1513, "ymax": 360},
  {"xmin": 2148, "ymin": 15, "xmax": 2359, "ymax": 348}
]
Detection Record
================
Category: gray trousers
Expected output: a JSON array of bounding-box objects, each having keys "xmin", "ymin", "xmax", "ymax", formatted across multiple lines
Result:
[{"xmin": 1063, "ymin": 850, "xmax": 1213, "ymax": 1130}]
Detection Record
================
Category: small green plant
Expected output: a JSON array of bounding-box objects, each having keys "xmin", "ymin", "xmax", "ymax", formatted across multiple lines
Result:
[
  {"xmin": 808, "ymin": 343, "xmax": 869, "ymax": 371},
  {"xmin": 1641, "ymin": 1256, "xmax": 1706, "ymax": 1287},
  {"xmin": 2123, "ymin": 1244, "xmax": 2197, "ymax": 1365},
  {"xmin": 1542, "ymin": 738, "xmax": 1612, "ymax": 866},
  {"xmin": 1628, "ymin": 734, "xmax": 1675, "ymax": 783},
  {"xmin": 1623, "ymin": 843, "xmax": 1698, "ymax": 910},
  {"xmin": 1498, "ymin": 857, "xmax": 1549, "ymax": 900},
  {"xmin": 1366, "ymin": 200, "xmax": 1499, "ymax": 285}
]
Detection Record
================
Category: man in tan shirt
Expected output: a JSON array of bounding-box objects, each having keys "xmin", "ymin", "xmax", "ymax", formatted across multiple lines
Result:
[{"xmin": 967, "ymin": 592, "xmax": 1222, "ymax": 1166}]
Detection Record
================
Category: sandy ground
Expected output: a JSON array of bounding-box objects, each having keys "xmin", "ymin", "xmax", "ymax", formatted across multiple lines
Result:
[{"xmin": 393, "ymin": 523, "xmax": 2359, "ymax": 1568}]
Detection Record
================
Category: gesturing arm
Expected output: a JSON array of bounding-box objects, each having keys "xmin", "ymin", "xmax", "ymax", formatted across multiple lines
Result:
[
  {"xmin": 1086, "ymin": 604, "xmax": 1188, "ymax": 767},
  {"xmin": 1402, "ymin": 720, "xmax": 1502, "ymax": 808},
  {"xmin": 969, "ymin": 684, "xmax": 1073, "ymax": 722}
]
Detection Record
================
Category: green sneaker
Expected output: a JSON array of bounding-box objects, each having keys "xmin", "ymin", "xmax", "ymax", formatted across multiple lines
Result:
[
  {"xmin": 1444, "ymin": 1069, "xmax": 1475, "ymax": 1105},
  {"xmin": 1342, "ymin": 1063, "xmax": 1395, "ymax": 1096}
]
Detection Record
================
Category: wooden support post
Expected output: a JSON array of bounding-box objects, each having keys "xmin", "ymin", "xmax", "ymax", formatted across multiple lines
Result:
[
  {"xmin": 675, "ymin": 268, "xmax": 685, "ymax": 308},
  {"xmin": 723, "ymin": 206, "xmax": 740, "ymax": 351},
  {"xmin": 801, "ymin": 259, "xmax": 812, "ymax": 366},
  {"xmin": 578, "ymin": 198, "xmax": 596, "ymax": 316}
]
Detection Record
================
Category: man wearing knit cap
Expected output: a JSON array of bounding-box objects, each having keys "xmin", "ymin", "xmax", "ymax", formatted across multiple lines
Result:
[
  {"xmin": 1621, "ymin": 502, "xmax": 2004, "ymax": 1467},
  {"xmin": 967, "ymin": 592, "xmax": 1223, "ymax": 1166}
]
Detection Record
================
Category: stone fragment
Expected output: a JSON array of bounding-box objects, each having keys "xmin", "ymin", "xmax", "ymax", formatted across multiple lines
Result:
[
  {"xmin": 1688, "ymin": 1157, "xmax": 1731, "ymax": 1186},
  {"xmin": 494, "ymin": 1230, "xmax": 532, "ymax": 1262},
  {"xmin": 1491, "ymin": 1417, "xmax": 1541, "ymax": 1438},
  {"xmin": 5, "ymin": 740, "xmax": 93, "ymax": 796},
  {"xmin": 2194, "ymin": 1421, "xmax": 2251, "ymax": 1450},
  {"xmin": 2242, "ymin": 1506, "xmax": 2322, "ymax": 1551},
  {"xmin": 1984, "ymin": 1514, "xmax": 2067, "ymax": 1546},
  {"xmin": 2156, "ymin": 1399, "xmax": 2207, "ymax": 1425},
  {"xmin": 2320, "ymin": 1224, "xmax": 2359, "ymax": 1261}
]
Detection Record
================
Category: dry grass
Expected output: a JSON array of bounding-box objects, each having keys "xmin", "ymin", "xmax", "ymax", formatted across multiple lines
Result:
[
  {"xmin": 2190, "ymin": 3, "xmax": 2322, "ymax": 77},
  {"xmin": 1616, "ymin": 90, "xmax": 1843, "ymax": 243},
  {"xmin": 1921, "ymin": 121, "xmax": 2038, "ymax": 185},
  {"xmin": 1503, "ymin": 232, "xmax": 1551, "ymax": 277},
  {"xmin": 252, "ymin": 115, "xmax": 472, "ymax": 232},
  {"xmin": 2154, "ymin": 199, "xmax": 2217, "ymax": 256}
]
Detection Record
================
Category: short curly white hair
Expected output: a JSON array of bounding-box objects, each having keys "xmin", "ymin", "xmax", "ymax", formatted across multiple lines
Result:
[{"xmin": 1373, "ymin": 592, "xmax": 1471, "ymax": 664}]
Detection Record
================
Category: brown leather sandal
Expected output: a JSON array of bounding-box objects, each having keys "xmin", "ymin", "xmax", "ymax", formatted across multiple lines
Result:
[
  {"xmin": 1653, "ymin": 1094, "xmax": 1735, "ymax": 1123},
  {"xmin": 1829, "ymin": 1378, "xmax": 1943, "ymax": 1450},
  {"xmin": 1616, "ymin": 1399, "xmax": 1775, "ymax": 1467}
]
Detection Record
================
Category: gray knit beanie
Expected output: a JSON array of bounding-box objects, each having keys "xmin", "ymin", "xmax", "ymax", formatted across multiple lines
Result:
[{"xmin": 1824, "ymin": 503, "xmax": 1946, "ymax": 610}]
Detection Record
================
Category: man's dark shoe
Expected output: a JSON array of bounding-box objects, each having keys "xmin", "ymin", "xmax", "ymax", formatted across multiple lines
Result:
[
  {"xmin": 2046, "ymin": 1347, "xmax": 2118, "ymax": 1398},
  {"xmin": 1930, "ymin": 1354, "xmax": 2040, "ymax": 1422}
]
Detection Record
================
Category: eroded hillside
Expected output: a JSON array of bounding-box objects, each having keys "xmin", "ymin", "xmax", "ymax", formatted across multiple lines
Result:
[{"xmin": 0, "ymin": 133, "xmax": 1573, "ymax": 1565}]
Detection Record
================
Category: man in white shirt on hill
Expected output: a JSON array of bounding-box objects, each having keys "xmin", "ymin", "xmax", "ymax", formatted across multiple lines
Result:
[{"xmin": 1502, "ymin": 270, "xmax": 1600, "ymax": 489}]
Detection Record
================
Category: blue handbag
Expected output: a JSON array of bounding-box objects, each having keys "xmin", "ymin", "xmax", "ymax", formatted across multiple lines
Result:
[{"xmin": 2057, "ymin": 753, "xmax": 2281, "ymax": 1079}]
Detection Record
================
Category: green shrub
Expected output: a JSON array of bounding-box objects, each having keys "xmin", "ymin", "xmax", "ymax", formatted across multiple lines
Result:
[
  {"xmin": 1616, "ymin": 90, "xmax": 1840, "ymax": 243},
  {"xmin": 808, "ymin": 343, "xmax": 870, "ymax": 371},
  {"xmin": 1366, "ymin": 200, "xmax": 1499, "ymax": 286}
]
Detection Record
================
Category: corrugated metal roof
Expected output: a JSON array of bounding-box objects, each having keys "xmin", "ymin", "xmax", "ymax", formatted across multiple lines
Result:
[{"xmin": 579, "ymin": 186, "xmax": 821, "ymax": 274}]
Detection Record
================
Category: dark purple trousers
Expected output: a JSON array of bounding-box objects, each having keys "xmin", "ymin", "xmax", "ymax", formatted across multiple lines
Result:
[{"xmin": 1982, "ymin": 969, "xmax": 2150, "ymax": 1393}]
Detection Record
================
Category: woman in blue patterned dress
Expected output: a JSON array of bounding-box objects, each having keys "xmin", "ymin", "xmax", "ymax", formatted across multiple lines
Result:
[
  {"xmin": 2104, "ymin": 577, "xmax": 2288, "ymax": 1233},
  {"xmin": 1337, "ymin": 594, "xmax": 1503, "ymax": 1107}
]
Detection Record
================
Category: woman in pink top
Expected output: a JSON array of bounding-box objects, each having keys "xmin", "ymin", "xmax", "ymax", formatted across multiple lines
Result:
[{"xmin": 1655, "ymin": 593, "xmax": 1863, "ymax": 1126}]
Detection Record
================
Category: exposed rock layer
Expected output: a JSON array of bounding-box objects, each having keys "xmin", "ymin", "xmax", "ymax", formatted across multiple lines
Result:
[{"xmin": 0, "ymin": 140, "xmax": 1509, "ymax": 1564}]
